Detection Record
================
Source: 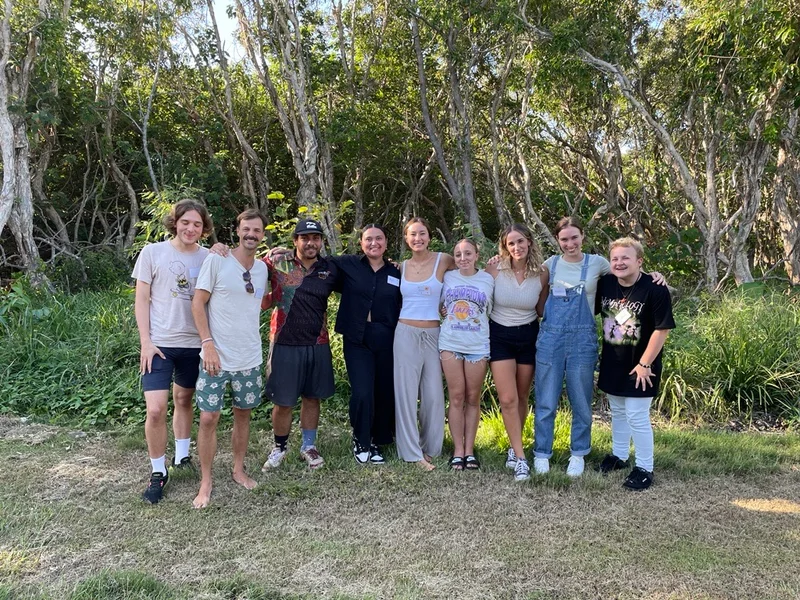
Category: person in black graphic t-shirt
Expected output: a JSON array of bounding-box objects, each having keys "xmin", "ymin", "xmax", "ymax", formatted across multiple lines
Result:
[{"xmin": 595, "ymin": 237, "xmax": 675, "ymax": 491}]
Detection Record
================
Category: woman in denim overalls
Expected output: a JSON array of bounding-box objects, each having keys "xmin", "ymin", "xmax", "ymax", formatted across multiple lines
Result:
[{"xmin": 533, "ymin": 217, "xmax": 608, "ymax": 477}]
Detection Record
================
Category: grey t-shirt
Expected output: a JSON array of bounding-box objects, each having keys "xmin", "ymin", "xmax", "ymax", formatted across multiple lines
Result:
[
  {"xmin": 131, "ymin": 240, "xmax": 209, "ymax": 348},
  {"xmin": 543, "ymin": 254, "xmax": 610, "ymax": 312},
  {"xmin": 196, "ymin": 253, "xmax": 268, "ymax": 372},
  {"xmin": 439, "ymin": 270, "xmax": 494, "ymax": 355}
]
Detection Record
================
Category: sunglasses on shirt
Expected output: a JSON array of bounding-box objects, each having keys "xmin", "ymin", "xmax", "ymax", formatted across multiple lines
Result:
[{"xmin": 243, "ymin": 270, "xmax": 254, "ymax": 294}]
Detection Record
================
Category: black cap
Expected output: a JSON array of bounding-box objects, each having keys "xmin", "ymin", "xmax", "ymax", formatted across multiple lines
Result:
[{"xmin": 293, "ymin": 219, "xmax": 324, "ymax": 237}]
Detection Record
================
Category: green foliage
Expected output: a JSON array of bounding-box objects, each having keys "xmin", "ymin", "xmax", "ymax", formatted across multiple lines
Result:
[
  {"xmin": 659, "ymin": 291, "xmax": 800, "ymax": 421},
  {"xmin": 48, "ymin": 249, "xmax": 131, "ymax": 294},
  {"xmin": 0, "ymin": 283, "xmax": 141, "ymax": 426}
]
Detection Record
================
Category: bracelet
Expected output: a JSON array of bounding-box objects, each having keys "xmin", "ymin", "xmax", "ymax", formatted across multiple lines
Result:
[
  {"xmin": 201, "ymin": 338, "xmax": 214, "ymax": 345},
  {"xmin": 638, "ymin": 362, "xmax": 652, "ymax": 369}
]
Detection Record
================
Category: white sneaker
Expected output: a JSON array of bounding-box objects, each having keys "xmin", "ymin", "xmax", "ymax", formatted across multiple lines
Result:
[
  {"xmin": 513, "ymin": 458, "xmax": 530, "ymax": 481},
  {"xmin": 533, "ymin": 457, "xmax": 550, "ymax": 474},
  {"xmin": 262, "ymin": 446, "xmax": 287, "ymax": 471},
  {"xmin": 505, "ymin": 448, "xmax": 517, "ymax": 469},
  {"xmin": 566, "ymin": 455, "xmax": 585, "ymax": 477}
]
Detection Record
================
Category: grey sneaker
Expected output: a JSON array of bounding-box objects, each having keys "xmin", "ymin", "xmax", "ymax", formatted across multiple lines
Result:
[
  {"xmin": 514, "ymin": 458, "xmax": 530, "ymax": 481},
  {"xmin": 261, "ymin": 446, "xmax": 287, "ymax": 471},
  {"xmin": 300, "ymin": 446, "xmax": 324, "ymax": 469},
  {"xmin": 505, "ymin": 448, "xmax": 518, "ymax": 469}
]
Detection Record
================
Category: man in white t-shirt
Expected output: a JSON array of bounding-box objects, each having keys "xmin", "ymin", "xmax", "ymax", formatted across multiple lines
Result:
[
  {"xmin": 132, "ymin": 199, "xmax": 213, "ymax": 504},
  {"xmin": 191, "ymin": 209, "xmax": 269, "ymax": 509}
]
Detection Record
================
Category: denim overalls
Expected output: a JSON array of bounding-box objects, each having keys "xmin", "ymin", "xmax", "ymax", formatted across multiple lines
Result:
[{"xmin": 533, "ymin": 254, "xmax": 598, "ymax": 459}]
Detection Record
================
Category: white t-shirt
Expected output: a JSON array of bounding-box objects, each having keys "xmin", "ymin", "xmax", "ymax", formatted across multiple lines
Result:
[
  {"xmin": 131, "ymin": 241, "xmax": 209, "ymax": 348},
  {"xmin": 438, "ymin": 270, "xmax": 494, "ymax": 355},
  {"xmin": 196, "ymin": 253, "xmax": 268, "ymax": 371},
  {"xmin": 543, "ymin": 254, "xmax": 610, "ymax": 311}
]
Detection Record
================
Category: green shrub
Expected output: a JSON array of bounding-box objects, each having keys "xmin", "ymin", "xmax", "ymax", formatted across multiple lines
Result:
[
  {"xmin": 49, "ymin": 248, "xmax": 131, "ymax": 294},
  {"xmin": 659, "ymin": 291, "xmax": 800, "ymax": 421}
]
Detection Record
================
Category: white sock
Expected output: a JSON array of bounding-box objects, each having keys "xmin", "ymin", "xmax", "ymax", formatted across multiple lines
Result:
[
  {"xmin": 150, "ymin": 455, "xmax": 167, "ymax": 476},
  {"xmin": 174, "ymin": 438, "xmax": 191, "ymax": 463}
]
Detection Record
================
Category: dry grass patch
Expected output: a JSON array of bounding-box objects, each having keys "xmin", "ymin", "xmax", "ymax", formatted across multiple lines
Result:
[{"xmin": 0, "ymin": 417, "xmax": 798, "ymax": 599}]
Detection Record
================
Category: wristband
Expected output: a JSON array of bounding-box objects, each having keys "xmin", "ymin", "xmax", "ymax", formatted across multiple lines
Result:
[
  {"xmin": 638, "ymin": 362, "xmax": 651, "ymax": 369},
  {"xmin": 201, "ymin": 338, "xmax": 214, "ymax": 345}
]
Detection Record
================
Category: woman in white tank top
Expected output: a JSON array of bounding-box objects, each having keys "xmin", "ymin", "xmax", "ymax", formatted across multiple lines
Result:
[
  {"xmin": 394, "ymin": 217, "xmax": 455, "ymax": 471},
  {"xmin": 484, "ymin": 223, "xmax": 547, "ymax": 481}
]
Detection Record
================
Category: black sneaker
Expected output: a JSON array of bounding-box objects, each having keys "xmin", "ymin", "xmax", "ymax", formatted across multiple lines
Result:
[
  {"xmin": 597, "ymin": 454, "xmax": 629, "ymax": 474},
  {"xmin": 169, "ymin": 456, "xmax": 196, "ymax": 471},
  {"xmin": 142, "ymin": 470, "xmax": 169, "ymax": 504},
  {"xmin": 622, "ymin": 467, "xmax": 654, "ymax": 491},
  {"xmin": 369, "ymin": 444, "xmax": 386, "ymax": 465},
  {"xmin": 353, "ymin": 439, "xmax": 370, "ymax": 464}
]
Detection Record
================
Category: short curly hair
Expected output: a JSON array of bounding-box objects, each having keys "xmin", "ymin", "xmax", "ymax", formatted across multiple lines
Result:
[{"xmin": 163, "ymin": 199, "xmax": 213, "ymax": 237}]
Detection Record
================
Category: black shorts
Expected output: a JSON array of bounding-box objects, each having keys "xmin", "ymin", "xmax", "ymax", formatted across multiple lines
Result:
[
  {"xmin": 489, "ymin": 320, "xmax": 539, "ymax": 365},
  {"xmin": 265, "ymin": 344, "xmax": 335, "ymax": 407},
  {"xmin": 141, "ymin": 347, "xmax": 201, "ymax": 392}
]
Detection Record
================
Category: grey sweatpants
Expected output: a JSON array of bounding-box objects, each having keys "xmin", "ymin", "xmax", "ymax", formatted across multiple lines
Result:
[{"xmin": 393, "ymin": 323, "xmax": 445, "ymax": 462}]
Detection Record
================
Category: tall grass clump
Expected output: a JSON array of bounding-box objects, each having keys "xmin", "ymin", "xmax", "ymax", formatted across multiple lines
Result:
[
  {"xmin": 659, "ymin": 291, "xmax": 800, "ymax": 421},
  {"xmin": 0, "ymin": 281, "xmax": 142, "ymax": 425}
]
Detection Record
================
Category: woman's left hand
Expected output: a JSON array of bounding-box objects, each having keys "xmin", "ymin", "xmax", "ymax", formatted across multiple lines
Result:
[{"xmin": 630, "ymin": 364, "xmax": 654, "ymax": 390}]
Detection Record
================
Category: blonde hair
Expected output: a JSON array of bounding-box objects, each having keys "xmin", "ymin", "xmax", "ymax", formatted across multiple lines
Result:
[
  {"xmin": 498, "ymin": 223, "xmax": 543, "ymax": 279},
  {"xmin": 609, "ymin": 237, "xmax": 644, "ymax": 259},
  {"xmin": 454, "ymin": 238, "xmax": 479, "ymax": 254}
]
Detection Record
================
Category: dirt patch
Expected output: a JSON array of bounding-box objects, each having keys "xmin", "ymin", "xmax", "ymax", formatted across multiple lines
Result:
[{"xmin": 0, "ymin": 416, "xmax": 60, "ymax": 444}]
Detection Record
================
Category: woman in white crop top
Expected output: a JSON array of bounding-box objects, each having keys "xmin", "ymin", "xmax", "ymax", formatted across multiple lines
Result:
[
  {"xmin": 484, "ymin": 223, "xmax": 547, "ymax": 481},
  {"xmin": 394, "ymin": 217, "xmax": 455, "ymax": 471}
]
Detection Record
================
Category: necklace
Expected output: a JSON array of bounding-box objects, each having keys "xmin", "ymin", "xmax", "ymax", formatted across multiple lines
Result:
[
  {"xmin": 408, "ymin": 253, "xmax": 433, "ymax": 275},
  {"xmin": 618, "ymin": 272, "xmax": 642, "ymax": 304}
]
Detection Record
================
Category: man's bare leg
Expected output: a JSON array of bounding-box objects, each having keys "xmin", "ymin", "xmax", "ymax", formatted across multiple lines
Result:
[
  {"xmin": 193, "ymin": 410, "xmax": 220, "ymax": 509},
  {"xmin": 231, "ymin": 407, "xmax": 256, "ymax": 489}
]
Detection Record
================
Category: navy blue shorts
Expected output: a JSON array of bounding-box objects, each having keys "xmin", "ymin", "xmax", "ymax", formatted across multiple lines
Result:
[
  {"xmin": 265, "ymin": 344, "xmax": 335, "ymax": 407},
  {"xmin": 489, "ymin": 320, "xmax": 539, "ymax": 365},
  {"xmin": 141, "ymin": 347, "xmax": 201, "ymax": 392}
]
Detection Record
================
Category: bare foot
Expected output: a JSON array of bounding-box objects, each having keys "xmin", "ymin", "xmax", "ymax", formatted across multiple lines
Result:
[
  {"xmin": 192, "ymin": 483, "xmax": 212, "ymax": 509},
  {"xmin": 415, "ymin": 459, "xmax": 435, "ymax": 472},
  {"xmin": 424, "ymin": 454, "xmax": 433, "ymax": 463},
  {"xmin": 232, "ymin": 471, "xmax": 257, "ymax": 490}
]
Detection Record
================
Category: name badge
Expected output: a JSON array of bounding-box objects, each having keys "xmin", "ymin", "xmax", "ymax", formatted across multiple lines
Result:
[
  {"xmin": 552, "ymin": 286, "xmax": 567, "ymax": 297},
  {"xmin": 189, "ymin": 267, "xmax": 201, "ymax": 278},
  {"xmin": 387, "ymin": 275, "xmax": 400, "ymax": 287},
  {"xmin": 615, "ymin": 307, "xmax": 633, "ymax": 324},
  {"xmin": 255, "ymin": 288, "xmax": 265, "ymax": 300}
]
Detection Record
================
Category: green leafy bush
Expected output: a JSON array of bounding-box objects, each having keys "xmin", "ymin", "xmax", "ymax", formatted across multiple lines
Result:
[{"xmin": 659, "ymin": 291, "xmax": 800, "ymax": 421}]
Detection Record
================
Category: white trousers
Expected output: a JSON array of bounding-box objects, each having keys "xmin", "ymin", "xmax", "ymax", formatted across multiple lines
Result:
[{"xmin": 608, "ymin": 394, "xmax": 654, "ymax": 471}]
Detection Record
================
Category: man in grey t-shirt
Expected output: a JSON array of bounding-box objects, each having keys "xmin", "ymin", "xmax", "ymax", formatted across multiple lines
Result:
[
  {"xmin": 191, "ymin": 209, "xmax": 269, "ymax": 509},
  {"xmin": 132, "ymin": 199, "xmax": 213, "ymax": 504}
]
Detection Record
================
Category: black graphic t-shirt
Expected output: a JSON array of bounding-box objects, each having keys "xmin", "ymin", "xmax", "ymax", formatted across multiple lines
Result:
[{"xmin": 595, "ymin": 273, "xmax": 675, "ymax": 397}]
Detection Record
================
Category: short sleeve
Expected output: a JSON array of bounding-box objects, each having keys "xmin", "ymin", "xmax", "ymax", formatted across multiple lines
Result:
[
  {"xmin": 596, "ymin": 255, "xmax": 611, "ymax": 276},
  {"xmin": 195, "ymin": 253, "xmax": 220, "ymax": 293},
  {"xmin": 131, "ymin": 244, "xmax": 154, "ymax": 284},
  {"xmin": 650, "ymin": 285, "xmax": 676, "ymax": 330}
]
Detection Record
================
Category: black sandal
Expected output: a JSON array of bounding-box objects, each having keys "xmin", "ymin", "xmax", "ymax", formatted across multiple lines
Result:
[
  {"xmin": 449, "ymin": 456, "xmax": 465, "ymax": 471},
  {"xmin": 464, "ymin": 455, "xmax": 480, "ymax": 470}
]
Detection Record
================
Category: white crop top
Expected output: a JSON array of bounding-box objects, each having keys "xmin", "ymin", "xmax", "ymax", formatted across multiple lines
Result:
[
  {"xmin": 490, "ymin": 264, "xmax": 543, "ymax": 326},
  {"xmin": 399, "ymin": 253, "xmax": 444, "ymax": 321}
]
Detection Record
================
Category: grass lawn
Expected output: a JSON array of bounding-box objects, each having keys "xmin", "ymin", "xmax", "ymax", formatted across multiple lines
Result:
[{"xmin": 0, "ymin": 413, "xmax": 798, "ymax": 600}]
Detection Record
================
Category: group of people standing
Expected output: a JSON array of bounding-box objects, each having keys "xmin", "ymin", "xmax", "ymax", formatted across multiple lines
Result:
[{"xmin": 133, "ymin": 200, "xmax": 674, "ymax": 509}]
